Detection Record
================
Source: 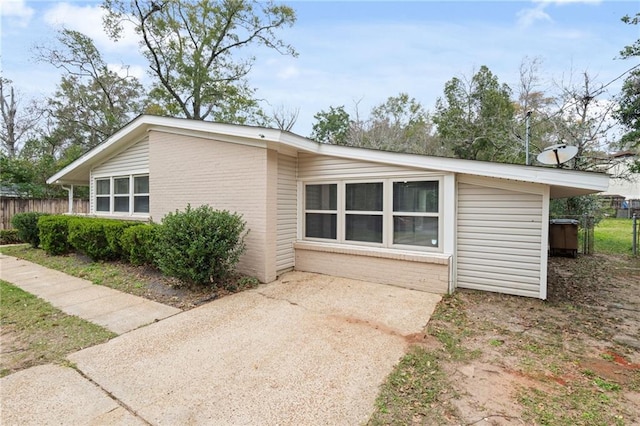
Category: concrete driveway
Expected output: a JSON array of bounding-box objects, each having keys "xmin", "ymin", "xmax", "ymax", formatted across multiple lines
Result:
[{"xmin": 2, "ymin": 272, "xmax": 440, "ymax": 425}]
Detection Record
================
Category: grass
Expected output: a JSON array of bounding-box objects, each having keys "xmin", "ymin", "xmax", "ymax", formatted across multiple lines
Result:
[
  {"xmin": 595, "ymin": 218, "xmax": 636, "ymax": 255},
  {"xmin": 1, "ymin": 244, "xmax": 152, "ymax": 297},
  {"xmin": 369, "ymin": 346, "xmax": 453, "ymax": 425},
  {"xmin": 518, "ymin": 381, "xmax": 625, "ymax": 426},
  {"xmin": 0, "ymin": 280, "xmax": 115, "ymax": 377}
]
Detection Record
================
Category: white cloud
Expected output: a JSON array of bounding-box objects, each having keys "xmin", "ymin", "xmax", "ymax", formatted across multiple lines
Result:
[
  {"xmin": 43, "ymin": 2, "xmax": 138, "ymax": 52},
  {"xmin": 1, "ymin": 0, "xmax": 35, "ymax": 27},
  {"xmin": 276, "ymin": 65, "xmax": 300, "ymax": 80},
  {"xmin": 517, "ymin": 4, "xmax": 553, "ymax": 28}
]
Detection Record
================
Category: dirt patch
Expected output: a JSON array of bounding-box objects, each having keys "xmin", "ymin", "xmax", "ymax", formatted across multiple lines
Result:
[
  {"xmin": 383, "ymin": 254, "xmax": 640, "ymax": 425},
  {"xmin": 122, "ymin": 264, "xmax": 229, "ymax": 309}
]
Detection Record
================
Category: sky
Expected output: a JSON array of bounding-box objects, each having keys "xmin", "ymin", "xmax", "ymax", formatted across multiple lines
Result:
[{"xmin": 1, "ymin": 0, "xmax": 638, "ymax": 137}]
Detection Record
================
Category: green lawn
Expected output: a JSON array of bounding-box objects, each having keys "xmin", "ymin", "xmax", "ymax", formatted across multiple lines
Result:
[
  {"xmin": 0, "ymin": 280, "xmax": 115, "ymax": 377},
  {"xmin": 595, "ymin": 218, "xmax": 637, "ymax": 255}
]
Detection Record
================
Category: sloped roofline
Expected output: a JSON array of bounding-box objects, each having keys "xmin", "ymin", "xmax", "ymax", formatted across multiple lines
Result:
[{"xmin": 47, "ymin": 115, "xmax": 609, "ymax": 198}]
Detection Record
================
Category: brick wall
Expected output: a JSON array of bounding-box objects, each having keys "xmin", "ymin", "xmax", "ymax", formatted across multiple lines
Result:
[
  {"xmin": 294, "ymin": 242, "xmax": 450, "ymax": 294},
  {"xmin": 148, "ymin": 130, "xmax": 273, "ymax": 282}
]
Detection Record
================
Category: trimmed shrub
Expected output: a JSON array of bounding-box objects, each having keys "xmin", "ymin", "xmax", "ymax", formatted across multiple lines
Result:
[
  {"xmin": 102, "ymin": 220, "xmax": 138, "ymax": 259},
  {"xmin": 11, "ymin": 212, "xmax": 49, "ymax": 248},
  {"xmin": 0, "ymin": 229, "xmax": 22, "ymax": 245},
  {"xmin": 38, "ymin": 215, "xmax": 73, "ymax": 255},
  {"xmin": 120, "ymin": 223, "xmax": 158, "ymax": 265},
  {"xmin": 155, "ymin": 205, "xmax": 247, "ymax": 285},
  {"xmin": 68, "ymin": 218, "xmax": 137, "ymax": 261}
]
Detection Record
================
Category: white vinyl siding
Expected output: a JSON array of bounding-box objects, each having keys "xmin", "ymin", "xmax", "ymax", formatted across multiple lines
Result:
[
  {"xmin": 456, "ymin": 182, "xmax": 544, "ymax": 298},
  {"xmin": 298, "ymin": 153, "xmax": 432, "ymax": 180},
  {"xmin": 276, "ymin": 154, "xmax": 297, "ymax": 273},
  {"xmin": 93, "ymin": 138, "xmax": 149, "ymax": 176},
  {"xmin": 90, "ymin": 138, "xmax": 149, "ymax": 214}
]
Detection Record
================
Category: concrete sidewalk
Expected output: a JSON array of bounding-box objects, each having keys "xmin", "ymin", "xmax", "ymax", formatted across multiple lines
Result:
[{"xmin": 0, "ymin": 254, "xmax": 181, "ymax": 334}]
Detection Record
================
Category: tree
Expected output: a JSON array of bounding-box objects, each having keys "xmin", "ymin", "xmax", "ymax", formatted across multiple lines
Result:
[
  {"xmin": 0, "ymin": 78, "xmax": 42, "ymax": 158},
  {"xmin": 550, "ymin": 71, "xmax": 617, "ymax": 171},
  {"xmin": 513, "ymin": 57, "xmax": 556, "ymax": 163},
  {"xmin": 353, "ymin": 93, "xmax": 441, "ymax": 155},
  {"xmin": 270, "ymin": 104, "xmax": 299, "ymax": 132},
  {"xmin": 433, "ymin": 66, "xmax": 515, "ymax": 161},
  {"xmin": 615, "ymin": 12, "xmax": 640, "ymax": 171},
  {"xmin": 36, "ymin": 29, "xmax": 145, "ymax": 150},
  {"xmin": 310, "ymin": 105, "xmax": 351, "ymax": 145},
  {"xmin": 616, "ymin": 70, "xmax": 640, "ymax": 157},
  {"xmin": 103, "ymin": 0, "xmax": 297, "ymax": 122}
]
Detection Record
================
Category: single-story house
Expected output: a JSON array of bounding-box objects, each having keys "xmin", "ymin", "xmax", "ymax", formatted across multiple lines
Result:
[{"xmin": 47, "ymin": 115, "xmax": 609, "ymax": 299}]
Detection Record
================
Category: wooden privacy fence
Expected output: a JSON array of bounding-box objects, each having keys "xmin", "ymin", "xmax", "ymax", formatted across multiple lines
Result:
[{"xmin": 0, "ymin": 198, "xmax": 90, "ymax": 230}]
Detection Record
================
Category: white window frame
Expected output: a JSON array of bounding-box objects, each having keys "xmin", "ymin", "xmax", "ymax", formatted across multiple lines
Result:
[
  {"xmin": 93, "ymin": 173, "xmax": 150, "ymax": 216},
  {"xmin": 302, "ymin": 177, "xmax": 443, "ymax": 252},
  {"xmin": 95, "ymin": 178, "xmax": 111, "ymax": 213},
  {"xmin": 113, "ymin": 176, "xmax": 131, "ymax": 213},
  {"xmin": 344, "ymin": 180, "xmax": 385, "ymax": 246},
  {"xmin": 303, "ymin": 182, "xmax": 339, "ymax": 241},
  {"xmin": 389, "ymin": 178, "xmax": 443, "ymax": 250},
  {"xmin": 133, "ymin": 175, "xmax": 150, "ymax": 214}
]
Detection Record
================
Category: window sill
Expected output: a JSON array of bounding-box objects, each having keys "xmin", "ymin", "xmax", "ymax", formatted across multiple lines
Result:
[
  {"xmin": 87, "ymin": 213, "xmax": 150, "ymax": 222},
  {"xmin": 294, "ymin": 241, "xmax": 450, "ymax": 265}
]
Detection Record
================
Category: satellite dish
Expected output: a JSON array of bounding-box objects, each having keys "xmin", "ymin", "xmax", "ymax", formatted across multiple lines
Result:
[{"xmin": 536, "ymin": 144, "xmax": 578, "ymax": 166}]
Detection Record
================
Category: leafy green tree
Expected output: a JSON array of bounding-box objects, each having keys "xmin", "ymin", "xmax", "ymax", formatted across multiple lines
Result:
[
  {"xmin": 433, "ymin": 66, "xmax": 515, "ymax": 161},
  {"xmin": 616, "ymin": 70, "xmax": 640, "ymax": 149},
  {"xmin": 619, "ymin": 13, "xmax": 640, "ymax": 58},
  {"xmin": 36, "ymin": 29, "xmax": 145, "ymax": 150},
  {"xmin": 615, "ymin": 13, "xmax": 640, "ymax": 173},
  {"xmin": 358, "ymin": 93, "xmax": 440, "ymax": 155},
  {"xmin": 102, "ymin": 0, "xmax": 296, "ymax": 123},
  {"xmin": 310, "ymin": 105, "xmax": 351, "ymax": 145}
]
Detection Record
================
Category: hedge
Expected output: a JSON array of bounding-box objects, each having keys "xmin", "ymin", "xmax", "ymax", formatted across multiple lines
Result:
[
  {"xmin": 0, "ymin": 229, "xmax": 22, "ymax": 245},
  {"xmin": 38, "ymin": 215, "xmax": 73, "ymax": 255},
  {"xmin": 11, "ymin": 212, "xmax": 49, "ymax": 248},
  {"xmin": 68, "ymin": 218, "xmax": 137, "ymax": 261},
  {"xmin": 119, "ymin": 223, "xmax": 158, "ymax": 266}
]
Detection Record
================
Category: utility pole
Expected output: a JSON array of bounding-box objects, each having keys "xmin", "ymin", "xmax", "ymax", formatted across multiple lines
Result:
[{"xmin": 525, "ymin": 111, "xmax": 532, "ymax": 165}]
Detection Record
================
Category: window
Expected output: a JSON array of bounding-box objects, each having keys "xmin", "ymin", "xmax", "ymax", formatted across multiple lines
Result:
[
  {"xmin": 345, "ymin": 182, "xmax": 383, "ymax": 243},
  {"xmin": 303, "ymin": 178, "xmax": 441, "ymax": 250},
  {"xmin": 94, "ymin": 174, "xmax": 149, "ymax": 215},
  {"xmin": 304, "ymin": 184, "xmax": 337, "ymax": 239},
  {"xmin": 114, "ymin": 177, "xmax": 130, "ymax": 212},
  {"xmin": 96, "ymin": 179, "xmax": 110, "ymax": 212},
  {"xmin": 134, "ymin": 176, "xmax": 149, "ymax": 213},
  {"xmin": 393, "ymin": 181, "xmax": 439, "ymax": 247}
]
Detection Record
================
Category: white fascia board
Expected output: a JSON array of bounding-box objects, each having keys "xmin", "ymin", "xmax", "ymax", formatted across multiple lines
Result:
[
  {"xmin": 303, "ymin": 143, "xmax": 610, "ymax": 193},
  {"xmin": 47, "ymin": 115, "xmax": 150, "ymax": 184},
  {"xmin": 47, "ymin": 115, "xmax": 610, "ymax": 195}
]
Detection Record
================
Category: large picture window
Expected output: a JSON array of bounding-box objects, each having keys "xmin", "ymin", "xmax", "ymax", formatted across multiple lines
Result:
[
  {"xmin": 304, "ymin": 179, "xmax": 441, "ymax": 250},
  {"xmin": 94, "ymin": 174, "xmax": 149, "ymax": 215}
]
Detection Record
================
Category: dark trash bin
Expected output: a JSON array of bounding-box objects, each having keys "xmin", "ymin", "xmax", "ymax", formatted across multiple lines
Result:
[{"xmin": 549, "ymin": 219, "xmax": 579, "ymax": 258}]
